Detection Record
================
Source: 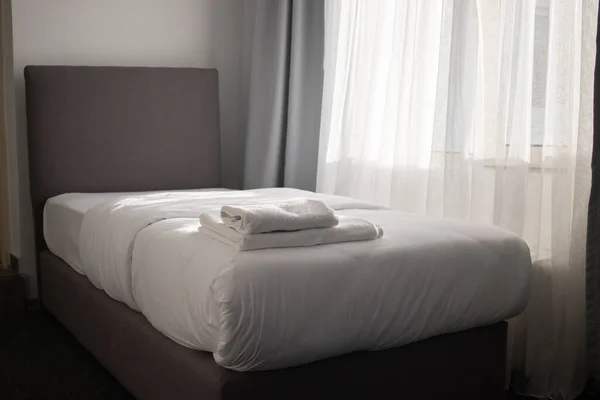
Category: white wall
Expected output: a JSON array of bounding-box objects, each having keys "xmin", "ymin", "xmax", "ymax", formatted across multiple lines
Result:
[{"xmin": 10, "ymin": 0, "xmax": 246, "ymax": 297}]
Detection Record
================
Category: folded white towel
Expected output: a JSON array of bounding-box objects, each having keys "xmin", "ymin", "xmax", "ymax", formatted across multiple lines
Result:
[
  {"xmin": 199, "ymin": 212, "xmax": 383, "ymax": 251},
  {"xmin": 220, "ymin": 199, "xmax": 339, "ymax": 234}
]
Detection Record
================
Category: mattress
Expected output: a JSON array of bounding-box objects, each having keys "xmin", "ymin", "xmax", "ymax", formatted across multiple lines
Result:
[{"xmin": 48, "ymin": 188, "xmax": 532, "ymax": 372}]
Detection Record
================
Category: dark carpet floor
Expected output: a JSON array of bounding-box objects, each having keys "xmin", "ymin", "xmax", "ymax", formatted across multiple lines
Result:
[
  {"xmin": 0, "ymin": 310, "xmax": 598, "ymax": 400},
  {"xmin": 0, "ymin": 310, "xmax": 133, "ymax": 400}
]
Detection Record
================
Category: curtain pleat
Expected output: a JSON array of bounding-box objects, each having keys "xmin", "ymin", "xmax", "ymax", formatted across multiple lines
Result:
[{"xmin": 242, "ymin": 0, "xmax": 324, "ymax": 191}]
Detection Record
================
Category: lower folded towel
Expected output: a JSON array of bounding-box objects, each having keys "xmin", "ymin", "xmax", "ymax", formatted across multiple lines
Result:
[{"xmin": 199, "ymin": 212, "xmax": 383, "ymax": 251}]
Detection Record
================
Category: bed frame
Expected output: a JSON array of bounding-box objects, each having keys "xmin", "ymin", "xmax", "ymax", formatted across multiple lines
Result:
[{"xmin": 25, "ymin": 65, "xmax": 507, "ymax": 400}]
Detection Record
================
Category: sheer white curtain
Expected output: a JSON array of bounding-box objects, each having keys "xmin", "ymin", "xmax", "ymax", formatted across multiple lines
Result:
[{"xmin": 317, "ymin": 0, "xmax": 598, "ymax": 398}]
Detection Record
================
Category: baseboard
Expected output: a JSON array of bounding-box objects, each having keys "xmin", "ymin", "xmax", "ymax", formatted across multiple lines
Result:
[
  {"xmin": 0, "ymin": 271, "xmax": 26, "ymax": 316},
  {"xmin": 10, "ymin": 253, "xmax": 19, "ymax": 272}
]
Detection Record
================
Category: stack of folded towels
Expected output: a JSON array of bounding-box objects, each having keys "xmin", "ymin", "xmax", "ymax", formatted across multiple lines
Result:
[{"xmin": 198, "ymin": 198, "xmax": 383, "ymax": 251}]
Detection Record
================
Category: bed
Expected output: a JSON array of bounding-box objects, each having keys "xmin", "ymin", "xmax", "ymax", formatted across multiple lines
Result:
[{"xmin": 25, "ymin": 65, "xmax": 529, "ymax": 399}]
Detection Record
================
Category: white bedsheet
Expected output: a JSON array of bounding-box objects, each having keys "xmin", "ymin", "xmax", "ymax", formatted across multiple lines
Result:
[
  {"xmin": 43, "ymin": 189, "xmax": 231, "ymax": 275},
  {"xmin": 74, "ymin": 188, "xmax": 531, "ymax": 371},
  {"xmin": 44, "ymin": 193, "xmax": 135, "ymax": 273}
]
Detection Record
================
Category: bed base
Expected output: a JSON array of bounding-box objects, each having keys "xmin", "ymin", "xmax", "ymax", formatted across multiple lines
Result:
[{"xmin": 40, "ymin": 251, "xmax": 506, "ymax": 400}]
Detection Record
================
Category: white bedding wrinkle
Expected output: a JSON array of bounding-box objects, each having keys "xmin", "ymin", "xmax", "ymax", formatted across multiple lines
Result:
[{"xmin": 73, "ymin": 188, "xmax": 532, "ymax": 371}]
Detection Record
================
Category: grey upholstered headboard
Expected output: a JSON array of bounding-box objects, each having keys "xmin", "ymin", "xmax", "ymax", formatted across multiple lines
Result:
[{"xmin": 25, "ymin": 65, "xmax": 221, "ymax": 252}]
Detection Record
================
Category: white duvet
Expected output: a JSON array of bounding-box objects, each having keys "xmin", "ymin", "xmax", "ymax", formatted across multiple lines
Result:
[{"xmin": 78, "ymin": 188, "xmax": 531, "ymax": 371}]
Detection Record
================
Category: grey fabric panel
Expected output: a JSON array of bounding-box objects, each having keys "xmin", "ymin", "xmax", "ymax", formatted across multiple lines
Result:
[
  {"xmin": 284, "ymin": 0, "xmax": 325, "ymax": 190},
  {"xmin": 41, "ymin": 250, "xmax": 508, "ymax": 400},
  {"xmin": 25, "ymin": 66, "xmax": 221, "ymax": 252},
  {"xmin": 243, "ymin": 0, "xmax": 324, "ymax": 191},
  {"xmin": 25, "ymin": 65, "xmax": 221, "ymax": 208}
]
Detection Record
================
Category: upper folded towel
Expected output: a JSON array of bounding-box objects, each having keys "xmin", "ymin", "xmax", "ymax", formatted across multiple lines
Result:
[
  {"xmin": 199, "ymin": 212, "xmax": 383, "ymax": 251},
  {"xmin": 220, "ymin": 199, "xmax": 339, "ymax": 234}
]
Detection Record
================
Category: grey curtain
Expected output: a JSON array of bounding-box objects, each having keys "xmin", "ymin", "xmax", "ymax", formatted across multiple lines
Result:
[
  {"xmin": 242, "ymin": 0, "xmax": 324, "ymax": 190},
  {"xmin": 587, "ymin": 8, "xmax": 600, "ymax": 391}
]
